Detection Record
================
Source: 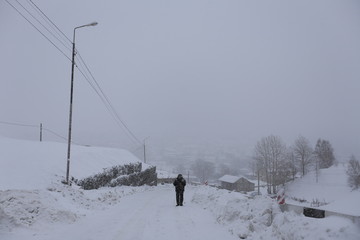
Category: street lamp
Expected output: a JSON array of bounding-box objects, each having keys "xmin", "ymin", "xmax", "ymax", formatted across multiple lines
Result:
[{"xmin": 65, "ymin": 22, "xmax": 98, "ymax": 185}]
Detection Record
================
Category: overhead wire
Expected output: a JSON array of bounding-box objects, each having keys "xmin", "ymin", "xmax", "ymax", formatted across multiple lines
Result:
[
  {"xmin": 75, "ymin": 51, "xmax": 142, "ymax": 145},
  {"xmin": 28, "ymin": 0, "xmax": 72, "ymax": 45},
  {"xmin": 76, "ymin": 67, "xmax": 141, "ymax": 146},
  {"xmin": 4, "ymin": 0, "xmax": 71, "ymax": 61},
  {"xmin": 0, "ymin": 120, "xmax": 38, "ymax": 128},
  {"xmin": 13, "ymin": 0, "xmax": 72, "ymax": 52},
  {"xmin": 26, "ymin": 0, "xmax": 72, "ymax": 50},
  {"xmin": 29, "ymin": 0, "xmax": 142, "ymax": 146},
  {"xmin": 43, "ymin": 127, "xmax": 68, "ymax": 141},
  {"xmin": 0, "ymin": 120, "xmax": 80, "ymax": 144},
  {"xmin": 4, "ymin": 0, "xmax": 143, "ymax": 148}
]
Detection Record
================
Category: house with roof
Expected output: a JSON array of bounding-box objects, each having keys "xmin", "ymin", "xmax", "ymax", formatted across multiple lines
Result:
[{"xmin": 218, "ymin": 175, "xmax": 255, "ymax": 192}]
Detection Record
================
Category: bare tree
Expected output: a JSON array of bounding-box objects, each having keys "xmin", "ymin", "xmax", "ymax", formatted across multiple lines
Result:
[
  {"xmin": 174, "ymin": 164, "xmax": 187, "ymax": 175},
  {"xmin": 191, "ymin": 159, "xmax": 215, "ymax": 183},
  {"xmin": 249, "ymin": 161, "xmax": 257, "ymax": 177},
  {"xmin": 253, "ymin": 135, "xmax": 288, "ymax": 194},
  {"xmin": 216, "ymin": 163, "xmax": 232, "ymax": 178},
  {"xmin": 293, "ymin": 136, "xmax": 313, "ymax": 176},
  {"xmin": 347, "ymin": 155, "xmax": 360, "ymax": 190},
  {"xmin": 286, "ymin": 149, "xmax": 297, "ymax": 180},
  {"xmin": 276, "ymin": 154, "xmax": 294, "ymax": 186}
]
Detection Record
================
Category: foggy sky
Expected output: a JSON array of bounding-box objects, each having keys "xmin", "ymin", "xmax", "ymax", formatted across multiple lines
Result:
[{"xmin": 1, "ymin": 0, "xmax": 360, "ymax": 160}]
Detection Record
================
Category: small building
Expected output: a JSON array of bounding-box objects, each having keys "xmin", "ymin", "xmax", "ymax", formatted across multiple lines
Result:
[{"xmin": 219, "ymin": 175, "xmax": 255, "ymax": 192}]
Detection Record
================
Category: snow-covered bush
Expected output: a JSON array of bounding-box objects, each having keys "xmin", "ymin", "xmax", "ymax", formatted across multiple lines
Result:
[
  {"xmin": 76, "ymin": 163, "xmax": 157, "ymax": 189},
  {"xmin": 76, "ymin": 163, "xmax": 142, "ymax": 189},
  {"xmin": 110, "ymin": 166, "xmax": 157, "ymax": 187}
]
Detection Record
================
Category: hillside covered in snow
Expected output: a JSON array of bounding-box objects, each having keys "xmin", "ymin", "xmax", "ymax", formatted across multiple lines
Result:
[
  {"xmin": 286, "ymin": 164, "xmax": 360, "ymax": 216},
  {"xmin": 0, "ymin": 137, "xmax": 142, "ymax": 190}
]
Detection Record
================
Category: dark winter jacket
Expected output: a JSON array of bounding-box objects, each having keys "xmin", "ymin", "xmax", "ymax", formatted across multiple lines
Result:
[{"xmin": 173, "ymin": 175, "xmax": 186, "ymax": 192}]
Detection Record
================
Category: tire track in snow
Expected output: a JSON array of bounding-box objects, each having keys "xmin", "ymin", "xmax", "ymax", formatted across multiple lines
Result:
[{"xmin": 112, "ymin": 185, "xmax": 238, "ymax": 240}]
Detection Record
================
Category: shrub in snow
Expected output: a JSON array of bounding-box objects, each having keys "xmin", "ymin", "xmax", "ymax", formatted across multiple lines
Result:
[
  {"xmin": 310, "ymin": 198, "xmax": 328, "ymax": 207},
  {"xmin": 290, "ymin": 196, "xmax": 307, "ymax": 203},
  {"xmin": 346, "ymin": 156, "xmax": 360, "ymax": 190},
  {"xmin": 76, "ymin": 163, "xmax": 157, "ymax": 190}
]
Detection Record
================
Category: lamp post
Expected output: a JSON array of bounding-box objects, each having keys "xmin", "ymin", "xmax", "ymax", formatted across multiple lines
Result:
[{"xmin": 65, "ymin": 22, "xmax": 98, "ymax": 185}]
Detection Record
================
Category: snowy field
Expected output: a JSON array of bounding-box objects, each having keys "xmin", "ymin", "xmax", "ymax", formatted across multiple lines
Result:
[
  {"xmin": 0, "ymin": 137, "xmax": 359, "ymax": 239},
  {"xmin": 286, "ymin": 164, "xmax": 360, "ymax": 216}
]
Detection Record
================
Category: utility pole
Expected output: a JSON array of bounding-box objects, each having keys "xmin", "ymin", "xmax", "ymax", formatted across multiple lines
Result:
[
  {"xmin": 143, "ymin": 137, "xmax": 150, "ymax": 163},
  {"xmin": 143, "ymin": 140, "xmax": 146, "ymax": 163},
  {"xmin": 316, "ymin": 158, "xmax": 319, "ymax": 183},
  {"xmin": 258, "ymin": 168, "xmax": 260, "ymax": 195},
  {"xmin": 40, "ymin": 123, "xmax": 43, "ymax": 142}
]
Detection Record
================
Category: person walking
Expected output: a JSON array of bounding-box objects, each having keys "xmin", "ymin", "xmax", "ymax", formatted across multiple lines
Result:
[{"xmin": 173, "ymin": 174, "xmax": 186, "ymax": 206}]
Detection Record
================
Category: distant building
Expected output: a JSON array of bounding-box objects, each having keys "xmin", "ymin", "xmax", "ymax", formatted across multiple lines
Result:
[{"xmin": 218, "ymin": 175, "xmax": 255, "ymax": 192}]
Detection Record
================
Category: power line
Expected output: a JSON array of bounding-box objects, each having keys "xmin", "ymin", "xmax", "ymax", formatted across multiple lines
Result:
[
  {"xmin": 74, "ymin": 59, "xmax": 142, "ymax": 146},
  {"xmin": 26, "ymin": 0, "xmax": 72, "ymax": 50},
  {"xmin": 42, "ymin": 127, "xmax": 69, "ymax": 142},
  {"xmin": 13, "ymin": 0, "xmax": 72, "ymax": 52},
  {"xmin": 0, "ymin": 120, "xmax": 80, "ymax": 144},
  {"xmin": 26, "ymin": 0, "xmax": 142, "ymax": 146},
  {"xmin": 5, "ymin": 0, "xmax": 143, "ymax": 148},
  {"xmin": 4, "ymin": 0, "xmax": 71, "ymax": 61},
  {"xmin": 28, "ymin": 0, "xmax": 72, "ymax": 45},
  {"xmin": 75, "ymin": 51, "xmax": 142, "ymax": 145},
  {"xmin": 0, "ymin": 120, "xmax": 38, "ymax": 128}
]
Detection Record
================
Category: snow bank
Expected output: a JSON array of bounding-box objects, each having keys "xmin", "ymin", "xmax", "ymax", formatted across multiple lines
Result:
[
  {"xmin": 0, "ymin": 181, "xmax": 152, "ymax": 232},
  {"xmin": 191, "ymin": 186, "xmax": 360, "ymax": 240},
  {"xmin": 0, "ymin": 136, "xmax": 155, "ymax": 234},
  {"xmin": 191, "ymin": 186, "xmax": 277, "ymax": 239}
]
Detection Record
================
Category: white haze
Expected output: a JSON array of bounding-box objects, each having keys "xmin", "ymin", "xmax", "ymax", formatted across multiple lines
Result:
[{"xmin": 1, "ymin": 0, "xmax": 359, "ymax": 161}]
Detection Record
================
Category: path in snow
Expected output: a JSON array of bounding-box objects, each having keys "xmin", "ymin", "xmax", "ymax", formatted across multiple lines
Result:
[{"xmin": 9, "ymin": 185, "xmax": 238, "ymax": 240}]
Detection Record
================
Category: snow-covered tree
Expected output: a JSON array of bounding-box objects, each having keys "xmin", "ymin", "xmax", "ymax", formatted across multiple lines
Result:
[
  {"xmin": 347, "ymin": 155, "xmax": 360, "ymax": 190},
  {"xmin": 314, "ymin": 139, "xmax": 335, "ymax": 169}
]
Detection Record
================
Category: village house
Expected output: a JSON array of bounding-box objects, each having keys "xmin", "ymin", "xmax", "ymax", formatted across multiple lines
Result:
[{"xmin": 218, "ymin": 175, "xmax": 255, "ymax": 192}]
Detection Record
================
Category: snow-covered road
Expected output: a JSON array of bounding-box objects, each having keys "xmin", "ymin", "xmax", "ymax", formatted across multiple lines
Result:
[
  {"xmin": 109, "ymin": 185, "xmax": 238, "ymax": 240},
  {"xmin": 4, "ymin": 185, "xmax": 237, "ymax": 240}
]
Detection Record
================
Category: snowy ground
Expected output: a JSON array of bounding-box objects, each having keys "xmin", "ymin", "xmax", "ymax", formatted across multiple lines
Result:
[
  {"xmin": 1, "ymin": 183, "xmax": 359, "ymax": 240},
  {"xmin": 0, "ymin": 137, "xmax": 359, "ymax": 239},
  {"xmin": 286, "ymin": 164, "xmax": 360, "ymax": 216},
  {"xmin": 2, "ymin": 185, "xmax": 239, "ymax": 240}
]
